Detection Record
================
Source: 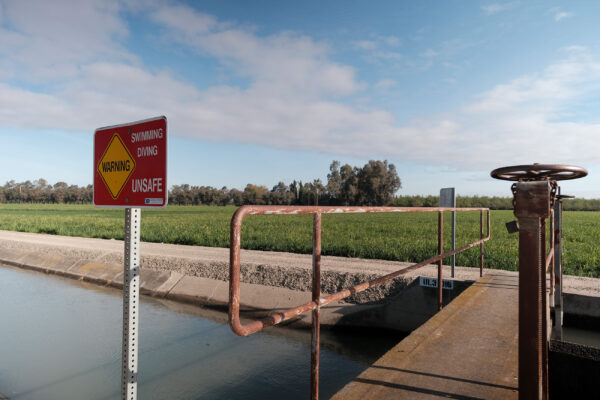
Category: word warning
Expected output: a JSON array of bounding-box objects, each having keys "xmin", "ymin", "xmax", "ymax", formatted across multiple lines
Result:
[{"xmin": 94, "ymin": 116, "xmax": 167, "ymax": 207}]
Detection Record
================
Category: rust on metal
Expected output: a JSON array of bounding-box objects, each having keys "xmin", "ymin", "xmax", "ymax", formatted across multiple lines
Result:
[
  {"xmin": 228, "ymin": 204, "xmax": 491, "ymax": 400},
  {"xmin": 480, "ymin": 210, "xmax": 484, "ymax": 277},
  {"xmin": 513, "ymin": 181, "xmax": 552, "ymax": 219},
  {"xmin": 517, "ymin": 215, "xmax": 545, "ymax": 399},
  {"xmin": 490, "ymin": 163, "xmax": 588, "ymax": 181},
  {"xmin": 492, "ymin": 163, "xmax": 588, "ymax": 400},
  {"xmin": 438, "ymin": 211, "xmax": 443, "ymax": 311},
  {"xmin": 513, "ymin": 181, "xmax": 551, "ymax": 400},
  {"xmin": 540, "ymin": 216, "xmax": 549, "ymax": 398},
  {"xmin": 553, "ymin": 198, "xmax": 563, "ymax": 339},
  {"xmin": 229, "ymin": 205, "xmax": 491, "ymax": 337},
  {"xmin": 549, "ymin": 209, "xmax": 555, "ymax": 304},
  {"xmin": 311, "ymin": 213, "xmax": 321, "ymax": 400},
  {"xmin": 545, "ymin": 248, "xmax": 555, "ymax": 273}
]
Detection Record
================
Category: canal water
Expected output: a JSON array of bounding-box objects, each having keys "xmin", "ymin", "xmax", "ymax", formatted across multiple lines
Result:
[{"xmin": 0, "ymin": 266, "xmax": 401, "ymax": 400}]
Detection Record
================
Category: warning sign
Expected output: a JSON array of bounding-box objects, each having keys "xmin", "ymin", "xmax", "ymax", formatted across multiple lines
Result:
[
  {"xmin": 97, "ymin": 134, "xmax": 136, "ymax": 199},
  {"xmin": 94, "ymin": 116, "xmax": 167, "ymax": 208}
]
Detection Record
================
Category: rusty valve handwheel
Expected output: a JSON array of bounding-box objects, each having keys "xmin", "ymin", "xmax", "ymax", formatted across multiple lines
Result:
[{"xmin": 490, "ymin": 164, "xmax": 588, "ymax": 182}]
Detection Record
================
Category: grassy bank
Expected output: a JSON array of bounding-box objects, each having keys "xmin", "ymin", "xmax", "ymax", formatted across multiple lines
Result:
[{"xmin": 0, "ymin": 204, "xmax": 597, "ymax": 277}]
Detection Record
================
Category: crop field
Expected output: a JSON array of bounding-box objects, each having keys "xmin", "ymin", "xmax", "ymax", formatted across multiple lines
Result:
[{"xmin": 0, "ymin": 204, "xmax": 598, "ymax": 277}]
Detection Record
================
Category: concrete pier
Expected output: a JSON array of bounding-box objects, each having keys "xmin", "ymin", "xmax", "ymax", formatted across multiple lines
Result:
[{"xmin": 332, "ymin": 271, "xmax": 519, "ymax": 399}]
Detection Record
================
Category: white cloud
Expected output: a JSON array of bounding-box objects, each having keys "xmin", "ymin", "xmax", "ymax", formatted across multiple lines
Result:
[
  {"xmin": 352, "ymin": 35, "xmax": 402, "ymax": 64},
  {"xmin": 554, "ymin": 11, "xmax": 573, "ymax": 21},
  {"xmin": 0, "ymin": 0, "xmax": 133, "ymax": 81},
  {"xmin": 352, "ymin": 40, "xmax": 377, "ymax": 51},
  {"xmin": 375, "ymin": 79, "xmax": 397, "ymax": 91},
  {"xmin": 384, "ymin": 36, "xmax": 401, "ymax": 47},
  {"xmin": 0, "ymin": 1, "xmax": 599, "ymax": 174},
  {"xmin": 420, "ymin": 49, "xmax": 439, "ymax": 58},
  {"xmin": 464, "ymin": 55, "xmax": 600, "ymax": 114},
  {"xmin": 151, "ymin": 4, "xmax": 360, "ymax": 98},
  {"xmin": 482, "ymin": 3, "xmax": 515, "ymax": 15}
]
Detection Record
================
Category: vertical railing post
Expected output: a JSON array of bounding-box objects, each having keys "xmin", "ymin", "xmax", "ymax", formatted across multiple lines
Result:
[
  {"xmin": 311, "ymin": 213, "xmax": 322, "ymax": 400},
  {"xmin": 549, "ymin": 209, "xmax": 555, "ymax": 306},
  {"xmin": 553, "ymin": 198, "xmax": 563, "ymax": 339},
  {"xmin": 540, "ymin": 217, "xmax": 549, "ymax": 397},
  {"xmin": 438, "ymin": 211, "xmax": 443, "ymax": 311},
  {"xmin": 480, "ymin": 210, "xmax": 484, "ymax": 277},
  {"xmin": 451, "ymin": 209, "xmax": 456, "ymax": 277},
  {"xmin": 514, "ymin": 181, "xmax": 551, "ymax": 400}
]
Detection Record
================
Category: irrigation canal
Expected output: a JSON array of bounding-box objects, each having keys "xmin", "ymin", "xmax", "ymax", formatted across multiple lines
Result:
[{"xmin": 0, "ymin": 265, "xmax": 402, "ymax": 400}]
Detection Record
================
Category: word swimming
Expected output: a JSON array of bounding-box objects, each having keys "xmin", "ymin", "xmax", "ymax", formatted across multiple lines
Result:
[
  {"xmin": 131, "ymin": 177, "xmax": 163, "ymax": 193},
  {"xmin": 130, "ymin": 128, "xmax": 164, "ymax": 143},
  {"xmin": 101, "ymin": 160, "xmax": 132, "ymax": 173}
]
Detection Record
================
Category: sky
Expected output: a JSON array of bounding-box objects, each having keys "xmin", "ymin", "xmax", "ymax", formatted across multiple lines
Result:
[{"xmin": 1, "ymin": 0, "xmax": 600, "ymax": 197}]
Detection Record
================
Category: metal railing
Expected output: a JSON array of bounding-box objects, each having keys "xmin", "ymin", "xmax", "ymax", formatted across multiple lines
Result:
[{"xmin": 228, "ymin": 205, "xmax": 491, "ymax": 400}]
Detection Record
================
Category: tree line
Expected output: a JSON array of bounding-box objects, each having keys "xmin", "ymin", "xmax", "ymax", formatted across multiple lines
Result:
[
  {"xmin": 172, "ymin": 160, "xmax": 402, "ymax": 206},
  {"xmin": 0, "ymin": 179, "xmax": 93, "ymax": 204},
  {"xmin": 1, "ymin": 160, "xmax": 599, "ymax": 210}
]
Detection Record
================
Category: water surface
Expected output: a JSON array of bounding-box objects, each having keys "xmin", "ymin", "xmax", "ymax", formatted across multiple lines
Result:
[{"xmin": 0, "ymin": 266, "xmax": 400, "ymax": 400}]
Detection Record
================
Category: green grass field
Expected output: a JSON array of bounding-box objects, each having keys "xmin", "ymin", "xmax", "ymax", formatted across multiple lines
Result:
[{"xmin": 0, "ymin": 204, "xmax": 597, "ymax": 277}]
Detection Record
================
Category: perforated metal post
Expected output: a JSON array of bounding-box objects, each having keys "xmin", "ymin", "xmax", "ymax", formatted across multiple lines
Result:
[{"xmin": 122, "ymin": 208, "xmax": 140, "ymax": 400}]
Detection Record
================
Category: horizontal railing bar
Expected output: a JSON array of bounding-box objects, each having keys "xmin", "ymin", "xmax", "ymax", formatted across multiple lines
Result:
[
  {"xmin": 321, "ymin": 236, "xmax": 490, "ymax": 306},
  {"xmin": 229, "ymin": 205, "xmax": 491, "ymax": 336},
  {"xmin": 233, "ymin": 205, "xmax": 488, "ymax": 217}
]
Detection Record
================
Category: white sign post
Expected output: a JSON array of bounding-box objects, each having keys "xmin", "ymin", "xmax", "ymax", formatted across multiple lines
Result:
[
  {"xmin": 440, "ymin": 188, "xmax": 456, "ymax": 277},
  {"xmin": 122, "ymin": 208, "xmax": 140, "ymax": 400}
]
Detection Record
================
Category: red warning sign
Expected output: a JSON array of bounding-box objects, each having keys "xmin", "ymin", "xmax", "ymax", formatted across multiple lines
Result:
[{"xmin": 94, "ymin": 116, "xmax": 167, "ymax": 208}]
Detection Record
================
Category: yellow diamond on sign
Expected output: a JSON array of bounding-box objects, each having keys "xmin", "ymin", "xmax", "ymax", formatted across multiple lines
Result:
[{"xmin": 97, "ymin": 134, "xmax": 136, "ymax": 199}]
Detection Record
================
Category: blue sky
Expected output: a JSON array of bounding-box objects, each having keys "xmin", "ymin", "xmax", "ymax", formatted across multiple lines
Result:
[{"xmin": 1, "ymin": 0, "xmax": 600, "ymax": 197}]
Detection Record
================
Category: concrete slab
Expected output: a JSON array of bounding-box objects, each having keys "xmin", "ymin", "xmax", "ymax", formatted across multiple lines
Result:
[
  {"xmin": 140, "ymin": 269, "xmax": 183, "ymax": 297},
  {"xmin": 331, "ymin": 271, "xmax": 519, "ymax": 400},
  {"xmin": 68, "ymin": 260, "xmax": 124, "ymax": 286},
  {"xmin": 166, "ymin": 274, "xmax": 314, "ymax": 310}
]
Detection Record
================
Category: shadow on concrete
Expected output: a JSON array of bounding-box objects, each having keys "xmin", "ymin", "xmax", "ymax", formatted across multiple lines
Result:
[
  {"xmin": 352, "ymin": 377, "xmax": 484, "ymax": 400},
  {"xmin": 371, "ymin": 365, "xmax": 517, "ymax": 391}
]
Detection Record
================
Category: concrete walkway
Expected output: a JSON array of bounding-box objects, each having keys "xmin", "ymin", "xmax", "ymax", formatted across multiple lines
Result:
[{"xmin": 331, "ymin": 271, "xmax": 519, "ymax": 399}]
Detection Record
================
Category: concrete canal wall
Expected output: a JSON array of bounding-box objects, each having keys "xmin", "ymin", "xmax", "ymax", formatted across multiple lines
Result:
[{"xmin": 0, "ymin": 230, "xmax": 598, "ymax": 332}]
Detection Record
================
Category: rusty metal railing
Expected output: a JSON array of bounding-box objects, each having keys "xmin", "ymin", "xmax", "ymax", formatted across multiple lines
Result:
[{"xmin": 229, "ymin": 205, "xmax": 490, "ymax": 400}]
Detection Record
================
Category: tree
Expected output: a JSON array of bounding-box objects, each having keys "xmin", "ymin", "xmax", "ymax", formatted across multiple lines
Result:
[
  {"xmin": 229, "ymin": 188, "xmax": 244, "ymax": 206},
  {"xmin": 270, "ymin": 182, "xmax": 293, "ymax": 205},
  {"xmin": 312, "ymin": 179, "xmax": 325, "ymax": 206},
  {"xmin": 340, "ymin": 163, "xmax": 359, "ymax": 205},
  {"xmin": 327, "ymin": 161, "xmax": 343, "ymax": 203},
  {"xmin": 356, "ymin": 160, "xmax": 401, "ymax": 205},
  {"xmin": 242, "ymin": 184, "xmax": 269, "ymax": 205},
  {"xmin": 289, "ymin": 180, "xmax": 300, "ymax": 204}
]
